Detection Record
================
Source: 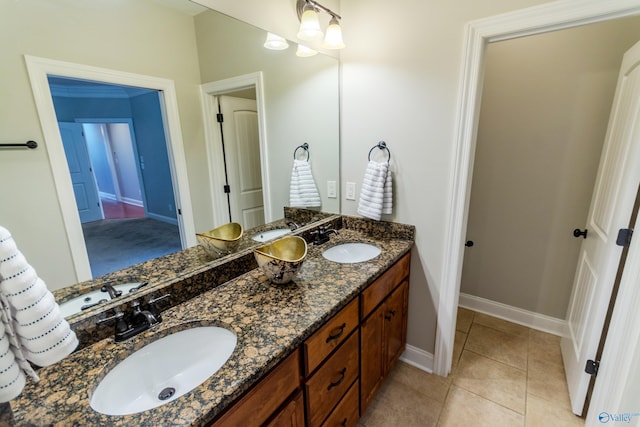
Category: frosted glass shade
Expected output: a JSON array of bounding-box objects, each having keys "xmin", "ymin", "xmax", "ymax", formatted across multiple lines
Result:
[
  {"xmin": 296, "ymin": 44, "xmax": 318, "ymax": 57},
  {"xmin": 264, "ymin": 32, "xmax": 289, "ymax": 50},
  {"xmin": 322, "ymin": 17, "xmax": 345, "ymax": 49},
  {"xmin": 297, "ymin": 6, "xmax": 323, "ymax": 41}
]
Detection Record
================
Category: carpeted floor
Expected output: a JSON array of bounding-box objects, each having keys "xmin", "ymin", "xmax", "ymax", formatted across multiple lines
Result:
[{"xmin": 82, "ymin": 218, "xmax": 182, "ymax": 277}]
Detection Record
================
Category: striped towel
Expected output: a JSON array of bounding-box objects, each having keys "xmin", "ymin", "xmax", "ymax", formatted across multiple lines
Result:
[
  {"xmin": 357, "ymin": 161, "xmax": 393, "ymax": 220},
  {"xmin": 289, "ymin": 159, "xmax": 321, "ymax": 208},
  {"xmin": 0, "ymin": 226, "xmax": 78, "ymax": 402}
]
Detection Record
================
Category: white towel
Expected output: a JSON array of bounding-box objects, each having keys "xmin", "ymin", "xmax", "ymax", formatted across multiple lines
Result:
[
  {"xmin": 289, "ymin": 159, "xmax": 321, "ymax": 208},
  {"xmin": 357, "ymin": 161, "xmax": 393, "ymax": 220},
  {"xmin": 0, "ymin": 226, "xmax": 78, "ymax": 402}
]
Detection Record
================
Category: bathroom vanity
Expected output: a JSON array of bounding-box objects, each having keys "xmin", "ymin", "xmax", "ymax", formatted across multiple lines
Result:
[{"xmin": 7, "ymin": 214, "xmax": 414, "ymax": 426}]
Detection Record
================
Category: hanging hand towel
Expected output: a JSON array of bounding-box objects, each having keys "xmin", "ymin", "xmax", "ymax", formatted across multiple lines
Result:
[
  {"xmin": 0, "ymin": 226, "xmax": 78, "ymax": 402},
  {"xmin": 382, "ymin": 167, "xmax": 393, "ymax": 215},
  {"xmin": 357, "ymin": 160, "xmax": 392, "ymax": 220},
  {"xmin": 289, "ymin": 159, "xmax": 321, "ymax": 208}
]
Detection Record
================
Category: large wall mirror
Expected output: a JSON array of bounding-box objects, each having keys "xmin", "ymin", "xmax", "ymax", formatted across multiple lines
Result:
[{"xmin": 0, "ymin": 0, "xmax": 339, "ymax": 310}]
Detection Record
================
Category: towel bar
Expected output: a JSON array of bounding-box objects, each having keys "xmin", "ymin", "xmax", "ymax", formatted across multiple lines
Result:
[
  {"xmin": 368, "ymin": 141, "xmax": 390, "ymax": 163},
  {"xmin": 293, "ymin": 143, "xmax": 310, "ymax": 161},
  {"xmin": 0, "ymin": 140, "xmax": 38, "ymax": 149}
]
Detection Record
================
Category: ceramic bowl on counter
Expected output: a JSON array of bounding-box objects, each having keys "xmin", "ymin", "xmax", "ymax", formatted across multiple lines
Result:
[
  {"xmin": 253, "ymin": 236, "xmax": 307, "ymax": 284},
  {"xmin": 196, "ymin": 222, "xmax": 243, "ymax": 257}
]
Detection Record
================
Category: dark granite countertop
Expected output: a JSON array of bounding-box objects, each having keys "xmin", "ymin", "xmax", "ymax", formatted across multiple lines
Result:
[{"xmin": 8, "ymin": 220, "xmax": 414, "ymax": 426}]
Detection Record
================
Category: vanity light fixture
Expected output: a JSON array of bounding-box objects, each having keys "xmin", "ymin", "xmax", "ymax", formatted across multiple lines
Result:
[
  {"xmin": 296, "ymin": 44, "xmax": 318, "ymax": 57},
  {"xmin": 264, "ymin": 32, "xmax": 290, "ymax": 50},
  {"xmin": 296, "ymin": 0, "xmax": 345, "ymax": 49}
]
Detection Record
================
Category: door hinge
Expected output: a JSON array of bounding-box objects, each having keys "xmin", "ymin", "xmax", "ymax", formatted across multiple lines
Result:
[
  {"xmin": 585, "ymin": 359, "xmax": 600, "ymax": 376},
  {"xmin": 223, "ymin": 185, "xmax": 231, "ymax": 194},
  {"xmin": 216, "ymin": 113, "xmax": 224, "ymax": 123},
  {"xmin": 616, "ymin": 228, "xmax": 633, "ymax": 247},
  {"xmin": 177, "ymin": 208, "xmax": 182, "ymax": 215}
]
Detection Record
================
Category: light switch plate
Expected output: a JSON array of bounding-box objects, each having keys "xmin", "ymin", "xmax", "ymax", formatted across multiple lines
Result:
[
  {"xmin": 346, "ymin": 182, "xmax": 356, "ymax": 200},
  {"xmin": 327, "ymin": 181, "xmax": 337, "ymax": 198}
]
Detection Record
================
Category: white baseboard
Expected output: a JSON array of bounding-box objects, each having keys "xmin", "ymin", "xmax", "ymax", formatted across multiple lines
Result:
[
  {"xmin": 459, "ymin": 293, "xmax": 567, "ymax": 337},
  {"xmin": 121, "ymin": 197, "xmax": 143, "ymax": 207},
  {"xmin": 400, "ymin": 345, "xmax": 434, "ymax": 373},
  {"xmin": 99, "ymin": 192, "xmax": 116, "ymax": 202}
]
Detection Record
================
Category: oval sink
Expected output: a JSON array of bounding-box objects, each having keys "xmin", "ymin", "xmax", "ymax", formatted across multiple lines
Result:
[
  {"xmin": 90, "ymin": 326, "xmax": 237, "ymax": 416},
  {"xmin": 322, "ymin": 243, "xmax": 381, "ymax": 264},
  {"xmin": 252, "ymin": 228, "xmax": 291, "ymax": 243}
]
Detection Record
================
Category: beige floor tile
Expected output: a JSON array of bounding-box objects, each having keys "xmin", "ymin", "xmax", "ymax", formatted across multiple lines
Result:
[
  {"xmin": 527, "ymin": 358, "xmax": 572, "ymax": 410},
  {"xmin": 473, "ymin": 313, "xmax": 530, "ymax": 337},
  {"xmin": 525, "ymin": 393, "xmax": 585, "ymax": 427},
  {"xmin": 456, "ymin": 307, "xmax": 474, "ymax": 333},
  {"xmin": 361, "ymin": 375, "xmax": 443, "ymax": 427},
  {"xmin": 386, "ymin": 361, "xmax": 450, "ymax": 403},
  {"xmin": 453, "ymin": 350, "xmax": 526, "ymax": 414},
  {"xmin": 438, "ymin": 385, "xmax": 524, "ymax": 427},
  {"xmin": 450, "ymin": 330, "xmax": 467, "ymax": 376},
  {"xmin": 528, "ymin": 329, "xmax": 563, "ymax": 367},
  {"xmin": 465, "ymin": 323, "xmax": 528, "ymax": 370}
]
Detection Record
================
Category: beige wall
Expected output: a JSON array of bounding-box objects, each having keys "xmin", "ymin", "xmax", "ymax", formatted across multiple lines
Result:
[
  {"xmin": 0, "ymin": 0, "xmax": 206, "ymax": 289},
  {"xmin": 193, "ymin": 10, "xmax": 340, "ymax": 220},
  {"xmin": 460, "ymin": 17, "xmax": 640, "ymax": 318}
]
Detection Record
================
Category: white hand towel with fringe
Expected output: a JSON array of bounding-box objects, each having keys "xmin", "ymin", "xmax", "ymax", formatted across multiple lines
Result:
[
  {"xmin": 0, "ymin": 226, "xmax": 78, "ymax": 402},
  {"xmin": 357, "ymin": 160, "xmax": 390, "ymax": 221},
  {"xmin": 289, "ymin": 159, "xmax": 321, "ymax": 208},
  {"xmin": 382, "ymin": 167, "xmax": 393, "ymax": 215}
]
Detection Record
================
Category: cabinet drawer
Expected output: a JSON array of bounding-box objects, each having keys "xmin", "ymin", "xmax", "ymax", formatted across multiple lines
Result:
[
  {"xmin": 306, "ymin": 331, "xmax": 359, "ymax": 427},
  {"xmin": 211, "ymin": 349, "xmax": 301, "ymax": 427},
  {"xmin": 304, "ymin": 298, "xmax": 359, "ymax": 376},
  {"xmin": 320, "ymin": 379, "xmax": 359, "ymax": 427},
  {"xmin": 361, "ymin": 252, "xmax": 410, "ymax": 319},
  {"xmin": 265, "ymin": 390, "xmax": 305, "ymax": 427}
]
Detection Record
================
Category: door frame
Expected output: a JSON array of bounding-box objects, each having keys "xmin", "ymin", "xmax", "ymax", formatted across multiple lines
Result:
[
  {"xmin": 200, "ymin": 72, "xmax": 272, "ymax": 226},
  {"xmin": 437, "ymin": 0, "xmax": 640, "ymax": 377},
  {"xmin": 24, "ymin": 55, "xmax": 196, "ymax": 282}
]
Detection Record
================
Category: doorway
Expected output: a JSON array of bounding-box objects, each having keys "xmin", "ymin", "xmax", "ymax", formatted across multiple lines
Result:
[{"xmin": 50, "ymin": 77, "xmax": 182, "ymax": 277}]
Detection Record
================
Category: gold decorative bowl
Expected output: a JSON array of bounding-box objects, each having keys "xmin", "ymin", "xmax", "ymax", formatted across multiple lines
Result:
[
  {"xmin": 196, "ymin": 222, "xmax": 243, "ymax": 257},
  {"xmin": 253, "ymin": 236, "xmax": 307, "ymax": 284}
]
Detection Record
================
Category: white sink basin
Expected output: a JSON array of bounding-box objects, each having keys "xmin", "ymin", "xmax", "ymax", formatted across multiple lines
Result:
[
  {"xmin": 322, "ymin": 243, "xmax": 381, "ymax": 263},
  {"xmin": 252, "ymin": 228, "xmax": 290, "ymax": 242},
  {"xmin": 59, "ymin": 282, "xmax": 146, "ymax": 318},
  {"xmin": 90, "ymin": 326, "xmax": 237, "ymax": 416}
]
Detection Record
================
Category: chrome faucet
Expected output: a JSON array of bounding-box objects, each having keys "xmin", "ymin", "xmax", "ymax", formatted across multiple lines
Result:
[{"xmin": 287, "ymin": 221, "xmax": 300, "ymax": 230}]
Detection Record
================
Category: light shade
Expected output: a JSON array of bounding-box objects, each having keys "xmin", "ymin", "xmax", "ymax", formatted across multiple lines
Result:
[
  {"xmin": 297, "ymin": 4, "xmax": 323, "ymax": 41},
  {"xmin": 322, "ymin": 16, "xmax": 345, "ymax": 49},
  {"xmin": 296, "ymin": 44, "xmax": 318, "ymax": 57},
  {"xmin": 264, "ymin": 32, "xmax": 289, "ymax": 50}
]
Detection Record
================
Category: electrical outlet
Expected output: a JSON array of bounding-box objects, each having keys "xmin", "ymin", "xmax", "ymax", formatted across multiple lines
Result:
[
  {"xmin": 346, "ymin": 182, "xmax": 356, "ymax": 200},
  {"xmin": 327, "ymin": 181, "xmax": 337, "ymax": 198}
]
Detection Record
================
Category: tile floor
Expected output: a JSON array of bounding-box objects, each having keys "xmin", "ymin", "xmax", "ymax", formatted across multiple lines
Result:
[{"xmin": 358, "ymin": 308, "xmax": 586, "ymax": 427}]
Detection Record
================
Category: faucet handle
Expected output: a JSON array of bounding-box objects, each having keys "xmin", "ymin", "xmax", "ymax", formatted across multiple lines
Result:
[
  {"xmin": 96, "ymin": 310, "xmax": 124, "ymax": 325},
  {"xmin": 148, "ymin": 294, "xmax": 171, "ymax": 317}
]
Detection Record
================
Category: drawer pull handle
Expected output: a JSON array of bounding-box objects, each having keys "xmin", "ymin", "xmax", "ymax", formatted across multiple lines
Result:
[
  {"xmin": 327, "ymin": 368, "xmax": 347, "ymax": 390},
  {"xmin": 341, "ymin": 418, "xmax": 348, "ymax": 427},
  {"xmin": 325, "ymin": 323, "xmax": 347, "ymax": 343}
]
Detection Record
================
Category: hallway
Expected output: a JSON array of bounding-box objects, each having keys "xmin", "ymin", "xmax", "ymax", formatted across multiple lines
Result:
[{"xmin": 359, "ymin": 308, "xmax": 584, "ymax": 426}]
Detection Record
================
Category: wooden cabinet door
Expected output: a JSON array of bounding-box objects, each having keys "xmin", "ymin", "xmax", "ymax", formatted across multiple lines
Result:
[
  {"xmin": 384, "ymin": 280, "xmax": 408, "ymax": 375},
  {"xmin": 360, "ymin": 306, "xmax": 384, "ymax": 413},
  {"xmin": 266, "ymin": 391, "xmax": 305, "ymax": 427}
]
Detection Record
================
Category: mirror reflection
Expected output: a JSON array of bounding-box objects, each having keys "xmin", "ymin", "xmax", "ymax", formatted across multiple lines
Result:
[{"xmin": 1, "ymin": 0, "xmax": 339, "ymax": 318}]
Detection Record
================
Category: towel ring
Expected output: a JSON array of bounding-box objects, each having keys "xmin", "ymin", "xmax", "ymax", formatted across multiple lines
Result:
[
  {"xmin": 293, "ymin": 143, "xmax": 310, "ymax": 161},
  {"xmin": 368, "ymin": 141, "xmax": 391, "ymax": 163}
]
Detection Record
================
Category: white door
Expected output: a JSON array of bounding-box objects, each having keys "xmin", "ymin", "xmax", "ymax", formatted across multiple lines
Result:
[
  {"xmin": 59, "ymin": 122, "xmax": 103, "ymax": 223},
  {"xmin": 218, "ymin": 95, "xmax": 264, "ymax": 229},
  {"xmin": 562, "ymin": 39, "xmax": 640, "ymax": 416}
]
